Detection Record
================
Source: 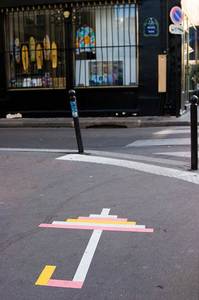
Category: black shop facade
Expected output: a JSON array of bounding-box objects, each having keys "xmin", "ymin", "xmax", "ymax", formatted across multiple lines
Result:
[{"xmin": 0, "ymin": 0, "xmax": 183, "ymax": 117}]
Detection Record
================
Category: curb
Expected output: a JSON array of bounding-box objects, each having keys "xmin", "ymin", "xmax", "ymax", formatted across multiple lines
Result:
[{"xmin": 0, "ymin": 117, "xmax": 191, "ymax": 128}]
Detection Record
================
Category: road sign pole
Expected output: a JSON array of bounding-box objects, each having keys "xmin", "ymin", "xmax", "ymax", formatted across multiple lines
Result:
[{"xmin": 190, "ymin": 95, "xmax": 198, "ymax": 170}]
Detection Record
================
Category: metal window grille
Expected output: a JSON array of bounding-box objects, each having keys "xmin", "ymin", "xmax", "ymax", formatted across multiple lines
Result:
[
  {"xmin": 3, "ymin": 1, "xmax": 138, "ymax": 90},
  {"xmin": 73, "ymin": 3, "xmax": 138, "ymax": 87},
  {"xmin": 4, "ymin": 6, "xmax": 66, "ymax": 90}
]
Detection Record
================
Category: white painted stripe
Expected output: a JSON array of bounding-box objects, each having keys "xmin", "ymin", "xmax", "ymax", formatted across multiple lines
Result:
[
  {"xmin": 0, "ymin": 147, "xmax": 75, "ymax": 153},
  {"xmin": 154, "ymin": 129, "xmax": 190, "ymax": 135},
  {"xmin": 89, "ymin": 214, "xmax": 118, "ymax": 219},
  {"xmin": 52, "ymin": 221, "xmax": 145, "ymax": 229},
  {"xmin": 57, "ymin": 154, "xmax": 199, "ymax": 185},
  {"xmin": 90, "ymin": 150, "xmax": 186, "ymax": 166},
  {"xmin": 125, "ymin": 138, "xmax": 190, "ymax": 147},
  {"xmin": 72, "ymin": 208, "xmax": 109, "ymax": 282},
  {"xmin": 156, "ymin": 152, "xmax": 191, "ymax": 158},
  {"xmin": 0, "ymin": 147, "xmax": 186, "ymax": 167}
]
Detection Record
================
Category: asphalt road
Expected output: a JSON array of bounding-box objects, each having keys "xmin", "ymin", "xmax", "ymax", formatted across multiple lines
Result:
[{"xmin": 0, "ymin": 127, "xmax": 198, "ymax": 300}]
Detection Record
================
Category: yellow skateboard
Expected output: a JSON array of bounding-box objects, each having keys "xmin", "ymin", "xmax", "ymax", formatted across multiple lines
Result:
[
  {"xmin": 36, "ymin": 43, "xmax": 43, "ymax": 70},
  {"xmin": 15, "ymin": 38, "xmax": 20, "ymax": 64},
  {"xmin": 29, "ymin": 36, "xmax": 36, "ymax": 63},
  {"xmin": 43, "ymin": 34, "xmax": 51, "ymax": 61},
  {"xmin": 51, "ymin": 41, "xmax": 57, "ymax": 69},
  {"xmin": 22, "ymin": 45, "xmax": 29, "ymax": 72}
]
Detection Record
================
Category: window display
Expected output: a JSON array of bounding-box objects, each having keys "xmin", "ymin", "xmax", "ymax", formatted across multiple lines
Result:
[
  {"xmin": 74, "ymin": 4, "xmax": 138, "ymax": 87},
  {"xmin": 89, "ymin": 61, "xmax": 123, "ymax": 86},
  {"xmin": 5, "ymin": 8, "xmax": 66, "ymax": 89}
]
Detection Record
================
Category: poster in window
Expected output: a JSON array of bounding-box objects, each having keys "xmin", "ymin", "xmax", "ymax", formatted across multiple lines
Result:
[
  {"xmin": 76, "ymin": 25, "xmax": 96, "ymax": 59},
  {"xmin": 89, "ymin": 61, "xmax": 123, "ymax": 86}
]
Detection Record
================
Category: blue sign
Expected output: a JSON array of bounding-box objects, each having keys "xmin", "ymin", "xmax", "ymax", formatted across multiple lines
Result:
[
  {"xmin": 143, "ymin": 17, "xmax": 159, "ymax": 37},
  {"xmin": 70, "ymin": 100, "xmax": 78, "ymax": 118},
  {"xmin": 170, "ymin": 6, "xmax": 183, "ymax": 25}
]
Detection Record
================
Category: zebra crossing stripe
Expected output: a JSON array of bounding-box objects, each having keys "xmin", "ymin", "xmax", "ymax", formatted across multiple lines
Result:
[
  {"xmin": 154, "ymin": 129, "xmax": 190, "ymax": 135},
  {"xmin": 156, "ymin": 152, "xmax": 191, "ymax": 158},
  {"xmin": 125, "ymin": 138, "xmax": 190, "ymax": 147}
]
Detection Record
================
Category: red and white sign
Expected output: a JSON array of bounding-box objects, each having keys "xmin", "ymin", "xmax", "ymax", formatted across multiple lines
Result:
[{"xmin": 170, "ymin": 6, "xmax": 183, "ymax": 25}]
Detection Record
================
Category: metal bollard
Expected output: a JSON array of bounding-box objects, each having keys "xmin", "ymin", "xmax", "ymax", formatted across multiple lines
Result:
[
  {"xmin": 190, "ymin": 95, "xmax": 198, "ymax": 170},
  {"xmin": 69, "ymin": 89, "xmax": 84, "ymax": 154}
]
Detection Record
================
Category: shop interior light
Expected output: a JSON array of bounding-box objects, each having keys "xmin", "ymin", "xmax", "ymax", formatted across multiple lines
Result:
[
  {"xmin": 181, "ymin": 0, "xmax": 199, "ymax": 25},
  {"xmin": 63, "ymin": 11, "xmax": 70, "ymax": 18}
]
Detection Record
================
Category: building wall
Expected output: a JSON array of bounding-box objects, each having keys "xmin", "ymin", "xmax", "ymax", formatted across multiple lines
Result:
[{"xmin": 0, "ymin": 0, "xmax": 182, "ymax": 117}]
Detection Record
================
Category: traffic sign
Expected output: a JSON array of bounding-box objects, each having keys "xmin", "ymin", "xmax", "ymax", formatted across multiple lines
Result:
[
  {"xmin": 170, "ymin": 6, "xmax": 183, "ymax": 25},
  {"xmin": 169, "ymin": 24, "xmax": 184, "ymax": 35}
]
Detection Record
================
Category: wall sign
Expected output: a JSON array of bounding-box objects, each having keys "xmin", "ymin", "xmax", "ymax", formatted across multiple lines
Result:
[{"xmin": 143, "ymin": 17, "xmax": 159, "ymax": 37}]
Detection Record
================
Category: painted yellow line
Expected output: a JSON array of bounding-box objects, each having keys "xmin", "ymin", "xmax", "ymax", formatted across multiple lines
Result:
[
  {"xmin": 35, "ymin": 265, "xmax": 56, "ymax": 286},
  {"xmin": 65, "ymin": 219, "xmax": 136, "ymax": 225}
]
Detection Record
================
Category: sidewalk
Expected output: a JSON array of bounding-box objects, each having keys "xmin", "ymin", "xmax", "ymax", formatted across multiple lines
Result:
[{"xmin": 0, "ymin": 108, "xmax": 192, "ymax": 128}]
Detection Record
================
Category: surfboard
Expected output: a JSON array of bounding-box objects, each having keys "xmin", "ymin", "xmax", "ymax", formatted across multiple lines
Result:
[
  {"xmin": 36, "ymin": 43, "xmax": 43, "ymax": 70},
  {"xmin": 51, "ymin": 41, "xmax": 57, "ymax": 69},
  {"xmin": 43, "ymin": 34, "xmax": 51, "ymax": 61},
  {"xmin": 21, "ymin": 45, "xmax": 29, "ymax": 72},
  {"xmin": 29, "ymin": 36, "xmax": 36, "ymax": 63},
  {"xmin": 14, "ymin": 38, "xmax": 20, "ymax": 64}
]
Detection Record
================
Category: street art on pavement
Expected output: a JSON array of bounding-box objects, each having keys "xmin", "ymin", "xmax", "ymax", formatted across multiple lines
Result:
[{"xmin": 35, "ymin": 209, "xmax": 153, "ymax": 289}]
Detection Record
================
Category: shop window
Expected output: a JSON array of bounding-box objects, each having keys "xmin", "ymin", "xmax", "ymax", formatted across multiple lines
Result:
[
  {"xmin": 5, "ymin": 8, "xmax": 66, "ymax": 89},
  {"xmin": 189, "ymin": 26, "xmax": 199, "ymax": 91},
  {"xmin": 74, "ymin": 4, "xmax": 138, "ymax": 87}
]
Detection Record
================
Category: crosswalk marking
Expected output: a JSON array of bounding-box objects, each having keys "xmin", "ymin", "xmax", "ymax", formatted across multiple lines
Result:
[
  {"xmin": 125, "ymin": 138, "xmax": 190, "ymax": 147},
  {"xmin": 156, "ymin": 152, "xmax": 192, "ymax": 158},
  {"xmin": 154, "ymin": 129, "xmax": 190, "ymax": 135}
]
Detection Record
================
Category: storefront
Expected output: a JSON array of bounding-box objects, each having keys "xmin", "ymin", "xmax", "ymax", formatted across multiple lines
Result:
[{"xmin": 0, "ymin": 0, "xmax": 184, "ymax": 117}]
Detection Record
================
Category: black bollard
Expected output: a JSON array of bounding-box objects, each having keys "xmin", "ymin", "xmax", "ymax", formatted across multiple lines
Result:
[
  {"xmin": 69, "ymin": 89, "xmax": 84, "ymax": 154},
  {"xmin": 190, "ymin": 95, "xmax": 198, "ymax": 170}
]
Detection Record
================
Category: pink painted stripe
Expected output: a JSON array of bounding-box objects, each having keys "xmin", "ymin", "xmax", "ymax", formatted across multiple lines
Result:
[
  {"xmin": 39, "ymin": 223, "xmax": 153, "ymax": 233},
  {"xmin": 48, "ymin": 279, "xmax": 83, "ymax": 289},
  {"xmin": 78, "ymin": 217, "xmax": 128, "ymax": 222}
]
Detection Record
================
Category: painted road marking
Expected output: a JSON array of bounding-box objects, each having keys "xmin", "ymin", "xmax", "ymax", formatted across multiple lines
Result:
[
  {"xmin": 78, "ymin": 217, "xmax": 128, "ymax": 222},
  {"xmin": 36, "ymin": 209, "xmax": 153, "ymax": 289},
  {"xmin": 72, "ymin": 208, "xmax": 110, "ymax": 283},
  {"xmin": 66, "ymin": 218, "xmax": 136, "ymax": 225},
  {"xmin": 52, "ymin": 221, "xmax": 144, "ymax": 229},
  {"xmin": 0, "ymin": 147, "xmax": 73, "ymax": 153},
  {"xmin": 154, "ymin": 129, "xmax": 190, "ymax": 135},
  {"xmin": 0, "ymin": 147, "xmax": 186, "ymax": 166},
  {"xmin": 125, "ymin": 138, "xmax": 190, "ymax": 147},
  {"xmin": 57, "ymin": 154, "xmax": 199, "ymax": 185},
  {"xmin": 40, "ymin": 223, "xmax": 151, "ymax": 232},
  {"xmin": 35, "ymin": 265, "xmax": 56, "ymax": 286},
  {"xmin": 89, "ymin": 213, "xmax": 118, "ymax": 218},
  {"xmin": 89, "ymin": 150, "xmax": 186, "ymax": 167},
  {"xmin": 156, "ymin": 151, "xmax": 192, "ymax": 158}
]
